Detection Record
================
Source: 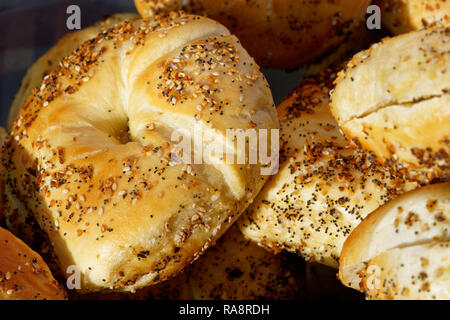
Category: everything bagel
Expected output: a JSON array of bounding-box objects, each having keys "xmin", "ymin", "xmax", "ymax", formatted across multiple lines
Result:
[
  {"xmin": 0, "ymin": 227, "xmax": 66, "ymax": 300},
  {"xmin": 4, "ymin": 12, "xmax": 278, "ymax": 292},
  {"xmin": 134, "ymin": 0, "xmax": 371, "ymax": 69},
  {"xmin": 238, "ymin": 70, "xmax": 419, "ymax": 268}
]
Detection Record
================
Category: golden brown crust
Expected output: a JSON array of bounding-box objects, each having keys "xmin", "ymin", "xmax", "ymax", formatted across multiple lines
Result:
[
  {"xmin": 134, "ymin": 0, "xmax": 370, "ymax": 69},
  {"xmin": 8, "ymin": 13, "xmax": 139, "ymax": 129},
  {"xmin": 339, "ymin": 182, "xmax": 450, "ymax": 299},
  {"xmin": 0, "ymin": 227, "xmax": 66, "ymax": 300},
  {"xmin": 330, "ymin": 28, "xmax": 450, "ymax": 183},
  {"xmin": 238, "ymin": 69, "xmax": 419, "ymax": 268},
  {"xmin": 5, "ymin": 13, "xmax": 278, "ymax": 292},
  {"xmin": 376, "ymin": 0, "xmax": 450, "ymax": 35},
  {"xmin": 5, "ymin": 14, "xmax": 139, "ymax": 283}
]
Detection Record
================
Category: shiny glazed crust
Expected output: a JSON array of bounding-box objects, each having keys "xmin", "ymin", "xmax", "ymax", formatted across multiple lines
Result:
[
  {"xmin": 134, "ymin": 0, "xmax": 370, "ymax": 69},
  {"xmin": 5, "ymin": 13, "xmax": 278, "ymax": 292}
]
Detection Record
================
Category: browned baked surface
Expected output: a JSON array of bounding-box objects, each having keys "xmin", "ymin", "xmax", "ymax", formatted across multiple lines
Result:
[
  {"xmin": 0, "ymin": 227, "xmax": 66, "ymax": 300},
  {"xmin": 5, "ymin": 12, "xmax": 278, "ymax": 292},
  {"xmin": 135, "ymin": 0, "xmax": 370, "ymax": 69}
]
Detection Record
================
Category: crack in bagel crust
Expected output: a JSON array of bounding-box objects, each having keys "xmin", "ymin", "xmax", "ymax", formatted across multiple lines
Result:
[
  {"xmin": 330, "ymin": 28, "xmax": 450, "ymax": 182},
  {"xmin": 341, "ymin": 91, "xmax": 450, "ymax": 124},
  {"xmin": 4, "ymin": 13, "xmax": 279, "ymax": 292}
]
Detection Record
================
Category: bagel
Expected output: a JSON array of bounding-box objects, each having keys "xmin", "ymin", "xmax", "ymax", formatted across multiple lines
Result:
[
  {"xmin": 5, "ymin": 12, "xmax": 278, "ymax": 292},
  {"xmin": 7, "ymin": 13, "xmax": 139, "ymax": 130},
  {"xmin": 187, "ymin": 224, "xmax": 305, "ymax": 300},
  {"xmin": 375, "ymin": 0, "xmax": 450, "ymax": 35},
  {"xmin": 339, "ymin": 182, "xmax": 450, "ymax": 299},
  {"xmin": 4, "ymin": 13, "xmax": 138, "ymax": 263},
  {"xmin": 330, "ymin": 28, "xmax": 450, "ymax": 183},
  {"xmin": 0, "ymin": 227, "xmax": 66, "ymax": 300},
  {"xmin": 238, "ymin": 69, "xmax": 419, "ymax": 268},
  {"xmin": 134, "ymin": 0, "xmax": 371, "ymax": 69}
]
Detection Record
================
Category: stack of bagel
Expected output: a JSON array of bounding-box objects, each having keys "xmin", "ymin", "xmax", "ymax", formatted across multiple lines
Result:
[{"xmin": 0, "ymin": 0, "xmax": 448, "ymax": 300}]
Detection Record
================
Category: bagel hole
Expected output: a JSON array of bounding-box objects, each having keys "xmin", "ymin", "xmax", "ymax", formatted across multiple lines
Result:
[{"xmin": 116, "ymin": 122, "xmax": 131, "ymax": 144}]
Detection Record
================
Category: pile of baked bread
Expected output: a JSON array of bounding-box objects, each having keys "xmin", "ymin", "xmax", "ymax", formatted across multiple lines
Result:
[{"xmin": 0, "ymin": 0, "xmax": 448, "ymax": 300}]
